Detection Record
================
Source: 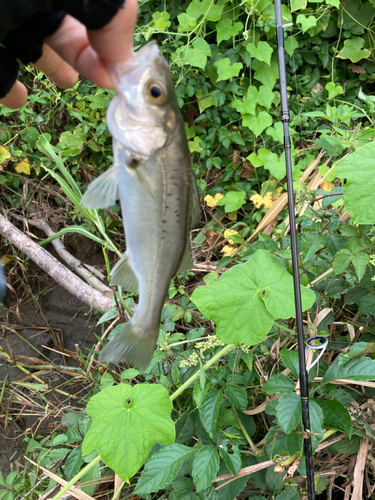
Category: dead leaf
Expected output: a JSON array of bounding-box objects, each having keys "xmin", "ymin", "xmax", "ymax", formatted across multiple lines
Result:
[
  {"xmin": 250, "ymin": 192, "xmax": 275, "ymax": 209},
  {"xmin": 204, "ymin": 193, "xmax": 224, "ymax": 208},
  {"xmin": 15, "ymin": 158, "xmax": 30, "ymax": 175},
  {"xmin": 0, "ymin": 146, "xmax": 11, "ymax": 165},
  {"xmin": 239, "ymin": 161, "xmax": 254, "ymax": 179},
  {"xmin": 224, "ymin": 229, "xmax": 239, "ymax": 244},
  {"xmin": 349, "ymin": 65, "xmax": 366, "ymax": 74},
  {"xmin": 320, "ymin": 179, "xmax": 335, "ymax": 191},
  {"xmin": 221, "ymin": 245, "xmax": 236, "ymax": 257}
]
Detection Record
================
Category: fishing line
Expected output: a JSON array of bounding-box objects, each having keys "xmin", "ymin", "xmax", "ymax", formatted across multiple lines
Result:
[{"xmin": 274, "ymin": 2, "xmax": 316, "ymax": 498}]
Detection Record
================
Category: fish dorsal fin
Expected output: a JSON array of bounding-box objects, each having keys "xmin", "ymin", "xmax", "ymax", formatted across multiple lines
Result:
[
  {"xmin": 81, "ymin": 167, "xmax": 119, "ymax": 209},
  {"xmin": 177, "ymin": 242, "xmax": 193, "ymax": 273},
  {"xmin": 110, "ymin": 253, "xmax": 139, "ymax": 292}
]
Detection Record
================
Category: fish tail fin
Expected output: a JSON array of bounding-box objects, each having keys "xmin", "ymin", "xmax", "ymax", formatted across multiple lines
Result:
[{"xmin": 98, "ymin": 321, "xmax": 158, "ymax": 372}]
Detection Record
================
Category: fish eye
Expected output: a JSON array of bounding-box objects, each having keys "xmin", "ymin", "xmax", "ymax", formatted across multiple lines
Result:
[{"xmin": 146, "ymin": 81, "xmax": 167, "ymax": 104}]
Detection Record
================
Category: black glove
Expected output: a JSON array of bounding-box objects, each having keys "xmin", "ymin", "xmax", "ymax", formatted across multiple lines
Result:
[{"xmin": 0, "ymin": 0, "xmax": 125, "ymax": 98}]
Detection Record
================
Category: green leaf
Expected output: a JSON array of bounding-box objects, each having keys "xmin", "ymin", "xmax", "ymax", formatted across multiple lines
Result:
[
  {"xmin": 82, "ymin": 384, "xmax": 174, "ymax": 481},
  {"xmin": 275, "ymin": 491, "xmax": 300, "ymax": 500},
  {"xmin": 219, "ymin": 445, "xmax": 242, "ymax": 476},
  {"xmin": 216, "ymin": 191, "xmax": 246, "ymax": 212},
  {"xmin": 198, "ymin": 487, "xmax": 220, "ymax": 500},
  {"xmin": 318, "ymin": 399, "xmax": 353, "ymax": 438},
  {"xmin": 191, "ymin": 250, "xmax": 315, "ymax": 346},
  {"xmin": 64, "ymin": 448, "xmax": 83, "ymax": 480},
  {"xmin": 121, "ymin": 368, "xmax": 140, "ymax": 380},
  {"xmin": 176, "ymin": 412, "xmax": 195, "ymax": 444},
  {"xmin": 280, "ymin": 350, "xmax": 299, "ymax": 378},
  {"xmin": 296, "ymin": 14, "xmax": 317, "ymax": 33},
  {"xmin": 352, "ymin": 251, "xmax": 369, "ymax": 281},
  {"xmin": 263, "ymin": 374, "xmax": 295, "ymax": 394},
  {"xmin": 178, "ymin": 13, "xmax": 197, "ymax": 31},
  {"xmin": 192, "ymin": 445, "xmax": 220, "ymax": 492},
  {"xmin": 21, "ymin": 126, "xmax": 39, "ymax": 147},
  {"xmin": 253, "ymin": 59, "xmax": 279, "ymax": 89},
  {"xmin": 184, "ymin": 38, "xmax": 212, "ymax": 69},
  {"xmin": 224, "ymin": 385, "xmax": 248, "ymax": 410},
  {"xmin": 231, "ymin": 86, "xmax": 258, "ymax": 115},
  {"xmin": 332, "ymin": 249, "xmax": 352, "ymax": 275},
  {"xmin": 322, "ymin": 356, "xmax": 375, "ymax": 384},
  {"xmin": 263, "ymin": 151, "xmax": 287, "ymax": 180},
  {"xmin": 358, "ymin": 293, "xmax": 375, "ymax": 315},
  {"xmin": 325, "ymin": 82, "xmax": 344, "ymax": 99},
  {"xmin": 285, "ymin": 37, "xmax": 299, "ymax": 57},
  {"xmin": 215, "ymin": 58, "xmax": 243, "ymax": 82},
  {"xmin": 135, "ymin": 444, "xmax": 196, "ymax": 495},
  {"xmin": 276, "ymin": 392, "xmax": 301, "ymax": 433},
  {"xmin": 200, "ymin": 389, "xmax": 223, "ymax": 439},
  {"xmin": 257, "ymin": 86, "xmax": 274, "ymax": 110},
  {"xmin": 335, "ymin": 141, "xmax": 375, "ymax": 224},
  {"xmin": 247, "ymin": 42, "xmax": 273, "ymax": 65},
  {"xmin": 81, "ymin": 460, "xmax": 101, "ymax": 496},
  {"xmin": 290, "ymin": 0, "xmax": 307, "ymax": 11},
  {"xmin": 243, "ymin": 111, "xmax": 273, "ymax": 136},
  {"xmin": 309, "ymin": 400, "xmax": 324, "ymax": 449},
  {"xmin": 337, "ymin": 38, "xmax": 371, "ymax": 63},
  {"xmin": 216, "ymin": 19, "xmax": 244, "ymax": 44},
  {"xmin": 326, "ymin": 0, "xmax": 339, "ymax": 6}
]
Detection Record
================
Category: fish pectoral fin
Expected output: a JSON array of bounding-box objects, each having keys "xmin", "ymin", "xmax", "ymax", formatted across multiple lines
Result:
[
  {"xmin": 126, "ymin": 157, "xmax": 157, "ymax": 199},
  {"xmin": 177, "ymin": 243, "xmax": 193, "ymax": 273},
  {"xmin": 110, "ymin": 253, "xmax": 139, "ymax": 292},
  {"xmin": 81, "ymin": 167, "xmax": 119, "ymax": 209}
]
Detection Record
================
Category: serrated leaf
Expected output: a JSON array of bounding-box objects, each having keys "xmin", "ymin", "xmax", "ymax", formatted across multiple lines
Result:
[
  {"xmin": 192, "ymin": 445, "xmax": 219, "ymax": 492},
  {"xmin": 199, "ymin": 389, "xmax": 223, "ymax": 439},
  {"xmin": 64, "ymin": 448, "xmax": 83, "ymax": 481},
  {"xmin": 216, "ymin": 19, "xmax": 243, "ymax": 44},
  {"xmin": 275, "ymin": 491, "xmax": 299, "ymax": 500},
  {"xmin": 263, "ymin": 374, "xmax": 295, "ymax": 394},
  {"xmin": 337, "ymin": 38, "xmax": 371, "ymax": 63},
  {"xmin": 276, "ymin": 392, "xmax": 301, "ymax": 433},
  {"xmin": 184, "ymin": 38, "xmax": 211, "ymax": 69},
  {"xmin": 191, "ymin": 250, "xmax": 315, "ymax": 346},
  {"xmin": 198, "ymin": 486, "xmax": 220, "ymax": 500},
  {"xmin": 219, "ymin": 445, "xmax": 242, "ymax": 476},
  {"xmin": 322, "ymin": 356, "xmax": 375, "ymax": 384},
  {"xmin": 359, "ymin": 293, "xmax": 375, "ymax": 315},
  {"xmin": 243, "ymin": 111, "xmax": 273, "ymax": 136},
  {"xmin": 176, "ymin": 411, "xmax": 195, "ymax": 444},
  {"xmin": 224, "ymin": 384, "xmax": 248, "ymax": 410},
  {"xmin": 309, "ymin": 400, "xmax": 324, "ymax": 449},
  {"xmin": 82, "ymin": 384, "xmax": 174, "ymax": 481},
  {"xmin": 247, "ymin": 42, "xmax": 273, "ymax": 65},
  {"xmin": 215, "ymin": 58, "xmax": 243, "ymax": 82},
  {"xmin": 318, "ymin": 399, "xmax": 353, "ymax": 438},
  {"xmin": 135, "ymin": 444, "xmax": 196, "ymax": 495},
  {"xmin": 352, "ymin": 251, "xmax": 369, "ymax": 281},
  {"xmin": 332, "ymin": 250, "xmax": 352, "ymax": 275}
]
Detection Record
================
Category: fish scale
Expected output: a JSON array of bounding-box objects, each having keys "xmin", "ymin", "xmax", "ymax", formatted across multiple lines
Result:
[{"xmin": 82, "ymin": 42, "xmax": 199, "ymax": 370}]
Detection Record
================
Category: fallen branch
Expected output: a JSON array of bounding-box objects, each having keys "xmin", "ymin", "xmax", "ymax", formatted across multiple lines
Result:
[
  {"xmin": 352, "ymin": 438, "xmax": 368, "ymax": 499},
  {"xmin": 9, "ymin": 212, "xmax": 110, "ymax": 294},
  {"xmin": 0, "ymin": 214, "xmax": 112, "ymax": 313}
]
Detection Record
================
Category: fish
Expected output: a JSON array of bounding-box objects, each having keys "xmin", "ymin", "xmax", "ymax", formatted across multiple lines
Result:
[{"xmin": 82, "ymin": 42, "xmax": 200, "ymax": 371}]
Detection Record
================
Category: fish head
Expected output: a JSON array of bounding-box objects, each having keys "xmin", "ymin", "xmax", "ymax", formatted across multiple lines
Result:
[{"xmin": 106, "ymin": 42, "xmax": 178, "ymax": 159}]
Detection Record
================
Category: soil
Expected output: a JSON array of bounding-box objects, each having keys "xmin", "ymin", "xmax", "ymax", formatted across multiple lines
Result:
[{"xmin": 0, "ymin": 235, "xmax": 106, "ymax": 478}]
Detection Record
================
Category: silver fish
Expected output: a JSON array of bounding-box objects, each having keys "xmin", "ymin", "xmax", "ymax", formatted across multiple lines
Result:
[{"xmin": 82, "ymin": 42, "xmax": 199, "ymax": 371}]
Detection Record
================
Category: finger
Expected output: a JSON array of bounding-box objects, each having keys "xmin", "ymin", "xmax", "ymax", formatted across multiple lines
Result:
[
  {"xmin": 0, "ymin": 80, "xmax": 28, "ymax": 109},
  {"xmin": 88, "ymin": 0, "xmax": 138, "ymax": 64},
  {"xmin": 33, "ymin": 43, "xmax": 79, "ymax": 89},
  {"xmin": 45, "ymin": 15, "xmax": 114, "ymax": 89}
]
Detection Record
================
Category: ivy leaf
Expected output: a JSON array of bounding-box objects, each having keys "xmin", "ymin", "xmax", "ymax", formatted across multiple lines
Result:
[
  {"xmin": 326, "ymin": 0, "xmax": 339, "ymax": 6},
  {"xmin": 82, "ymin": 384, "xmax": 174, "ymax": 481},
  {"xmin": 247, "ymin": 42, "xmax": 273, "ymax": 65},
  {"xmin": 191, "ymin": 250, "xmax": 315, "ymax": 346},
  {"xmin": 276, "ymin": 392, "xmax": 301, "ymax": 433},
  {"xmin": 296, "ymin": 14, "xmax": 317, "ymax": 33},
  {"xmin": 192, "ymin": 445, "xmax": 220, "ymax": 492},
  {"xmin": 224, "ymin": 384, "xmax": 248, "ymax": 410},
  {"xmin": 216, "ymin": 191, "xmax": 246, "ymax": 212},
  {"xmin": 199, "ymin": 389, "xmax": 223, "ymax": 439},
  {"xmin": 252, "ymin": 59, "xmax": 279, "ymax": 89},
  {"xmin": 290, "ymin": 0, "xmax": 307, "ymax": 11},
  {"xmin": 186, "ymin": 0, "xmax": 210, "ymax": 19},
  {"xmin": 264, "ymin": 151, "xmax": 287, "ymax": 180},
  {"xmin": 285, "ymin": 37, "xmax": 299, "ymax": 57},
  {"xmin": 335, "ymin": 141, "xmax": 375, "ymax": 224},
  {"xmin": 215, "ymin": 58, "xmax": 243, "ymax": 82},
  {"xmin": 231, "ymin": 86, "xmax": 258, "ymax": 115},
  {"xmin": 258, "ymin": 85, "xmax": 274, "ymax": 110},
  {"xmin": 243, "ymin": 111, "xmax": 273, "ymax": 136},
  {"xmin": 135, "ymin": 444, "xmax": 196, "ymax": 495},
  {"xmin": 263, "ymin": 374, "xmax": 296, "ymax": 395},
  {"xmin": 184, "ymin": 38, "xmax": 212, "ymax": 69},
  {"xmin": 322, "ymin": 356, "xmax": 375, "ymax": 384},
  {"xmin": 318, "ymin": 399, "xmax": 353, "ymax": 438},
  {"xmin": 337, "ymin": 38, "xmax": 371, "ymax": 63},
  {"xmin": 178, "ymin": 13, "xmax": 197, "ymax": 32},
  {"xmin": 216, "ymin": 19, "xmax": 244, "ymax": 44},
  {"xmin": 325, "ymin": 82, "xmax": 344, "ymax": 99}
]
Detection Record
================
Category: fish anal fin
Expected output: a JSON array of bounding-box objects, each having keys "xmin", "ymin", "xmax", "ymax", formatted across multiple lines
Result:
[
  {"xmin": 81, "ymin": 167, "xmax": 119, "ymax": 209},
  {"xmin": 110, "ymin": 253, "xmax": 139, "ymax": 292}
]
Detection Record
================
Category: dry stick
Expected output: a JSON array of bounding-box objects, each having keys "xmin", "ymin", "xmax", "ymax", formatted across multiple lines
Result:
[
  {"xmin": 9, "ymin": 212, "xmax": 111, "ymax": 294},
  {"xmin": 0, "ymin": 214, "xmax": 112, "ymax": 313},
  {"xmin": 352, "ymin": 438, "xmax": 369, "ymax": 500}
]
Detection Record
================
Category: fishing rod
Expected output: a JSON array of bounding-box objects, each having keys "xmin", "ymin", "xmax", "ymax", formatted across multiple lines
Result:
[{"xmin": 274, "ymin": 1, "xmax": 315, "ymax": 498}]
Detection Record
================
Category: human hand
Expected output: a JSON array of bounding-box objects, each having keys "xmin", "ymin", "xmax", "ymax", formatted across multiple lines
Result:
[{"xmin": 0, "ymin": 0, "xmax": 138, "ymax": 109}]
